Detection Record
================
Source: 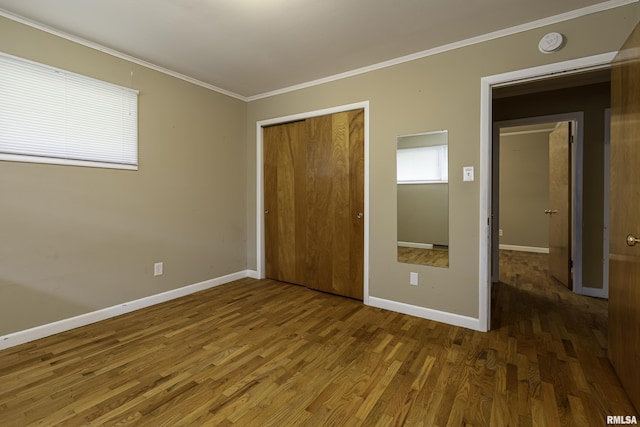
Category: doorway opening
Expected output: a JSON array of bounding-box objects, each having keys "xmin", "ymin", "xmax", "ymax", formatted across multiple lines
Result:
[
  {"xmin": 493, "ymin": 115, "xmax": 583, "ymax": 294},
  {"xmin": 479, "ymin": 52, "xmax": 616, "ymax": 331}
]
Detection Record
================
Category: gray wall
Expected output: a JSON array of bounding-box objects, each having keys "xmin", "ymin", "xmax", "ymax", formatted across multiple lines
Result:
[{"xmin": 499, "ymin": 131, "xmax": 550, "ymax": 249}]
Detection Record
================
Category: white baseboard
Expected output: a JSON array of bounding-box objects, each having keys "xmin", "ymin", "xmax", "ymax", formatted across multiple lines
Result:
[
  {"xmin": 0, "ymin": 270, "xmax": 257, "ymax": 351},
  {"xmin": 499, "ymin": 244, "xmax": 549, "ymax": 254},
  {"xmin": 577, "ymin": 286, "xmax": 608, "ymax": 299},
  {"xmin": 397, "ymin": 241, "xmax": 434, "ymax": 249},
  {"xmin": 367, "ymin": 296, "xmax": 482, "ymax": 331}
]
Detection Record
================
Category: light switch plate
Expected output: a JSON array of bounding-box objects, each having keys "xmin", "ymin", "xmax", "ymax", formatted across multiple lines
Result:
[
  {"xmin": 154, "ymin": 262, "xmax": 163, "ymax": 276},
  {"xmin": 463, "ymin": 166, "xmax": 474, "ymax": 182},
  {"xmin": 410, "ymin": 272, "xmax": 418, "ymax": 286}
]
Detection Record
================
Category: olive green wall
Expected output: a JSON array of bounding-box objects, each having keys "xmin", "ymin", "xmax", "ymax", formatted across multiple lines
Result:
[
  {"xmin": 246, "ymin": 4, "xmax": 638, "ymax": 318},
  {"xmin": 499, "ymin": 131, "xmax": 550, "ymax": 249},
  {"xmin": 0, "ymin": 17, "xmax": 247, "ymax": 335}
]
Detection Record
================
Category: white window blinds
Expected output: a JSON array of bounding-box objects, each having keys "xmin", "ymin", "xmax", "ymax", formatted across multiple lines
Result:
[
  {"xmin": 0, "ymin": 52, "xmax": 138, "ymax": 170},
  {"xmin": 397, "ymin": 144, "xmax": 448, "ymax": 183}
]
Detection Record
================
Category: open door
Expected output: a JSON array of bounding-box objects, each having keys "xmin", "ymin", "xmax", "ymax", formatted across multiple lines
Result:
[
  {"xmin": 547, "ymin": 122, "xmax": 572, "ymax": 289},
  {"xmin": 609, "ymin": 21, "xmax": 640, "ymax": 412}
]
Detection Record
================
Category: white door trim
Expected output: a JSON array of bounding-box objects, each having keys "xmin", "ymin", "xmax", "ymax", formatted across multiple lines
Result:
[
  {"xmin": 479, "ymin": 52, "xmax": 616, "ymax": 331},
  {"xmin": 255, "ymin": 101, "xmax": 371, "ymax": 303}
]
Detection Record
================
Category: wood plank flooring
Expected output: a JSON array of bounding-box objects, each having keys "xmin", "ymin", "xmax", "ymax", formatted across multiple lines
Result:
[
  {"xmin": 0, "ymin": 250, "xmax": 636, "ymax": 425},
  {"xmin": 397, "ymin": 246, "xmax": 449, "ymax": 267}
]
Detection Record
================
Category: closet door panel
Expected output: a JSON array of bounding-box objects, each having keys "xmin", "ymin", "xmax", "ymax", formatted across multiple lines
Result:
[
  {"xmin": 264, "ymin": 121, "xmax": 308, "ymax": 285},
  {"xmin": 264, "ymin": 109, "xmax": 364, "ymax": 300},
  {"xmin": 306, "ymin": 110, "xmax": 364, "ymax": 299},
  {"xmin": 347, "ymin": 110, "xmax": 365, "ymax": 299}
]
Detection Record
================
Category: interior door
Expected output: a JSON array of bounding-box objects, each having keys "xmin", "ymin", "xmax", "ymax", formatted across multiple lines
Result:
[
  {"xmin": 263, "ymin": 109, "xmax": 365, "ymax": 300},
  {"xmin": 547, "ymin": 122, "xmax": 572, "ymax": 289},
  {"xmin": 609, "ymin": 21, "xmax": 640, "ymax": 412}
]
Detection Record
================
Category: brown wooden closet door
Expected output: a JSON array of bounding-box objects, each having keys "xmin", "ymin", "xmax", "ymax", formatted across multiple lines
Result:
[
  {"xmin": 264, "ymin": 109, "xmax": 364, "ymax": 300},
  {"xmin": 263, "ymin": 120, "xmax": 308, "ymax": 285},
  {"xmin": 306, "ymin": 110, "xmax": 364, "ymax": 299}
]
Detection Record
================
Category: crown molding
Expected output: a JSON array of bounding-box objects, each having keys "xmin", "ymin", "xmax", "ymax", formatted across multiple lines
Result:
[
  {"xmin": 1, "ymin": 0, "xmax": 636, "ymax": 102},
  {"xmin": 0, "ymin": 8, "xmax": 248, "ymax": 101},
  {"xmin": 247, "ymin": 0, "xmax": 637, "ymax": 101}
]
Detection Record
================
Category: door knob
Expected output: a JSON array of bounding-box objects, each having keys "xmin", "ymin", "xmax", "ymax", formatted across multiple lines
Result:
[
  {"xmin": 627, "ymin": 234, "xmax": 640, "ymax": 247},
  {"xmin": 544, "ymin": 209, "xmax": 558, "ymax": 215},
  {"xmin": 264, "ymin": 209, "xmax": 269, "ymax": 214},
  {"xmin": 356, "ymin": 212, "xmax": 363, "ymax": 219}
]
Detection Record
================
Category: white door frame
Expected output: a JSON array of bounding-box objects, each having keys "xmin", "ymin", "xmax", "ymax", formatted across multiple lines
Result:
[
  {"xmin": 479, "ymin": 52, "xmax": 616, "ymax": 331},
  {"xmin": 255, "ymin": 101, "xmax": 370, "ymax": 303}
]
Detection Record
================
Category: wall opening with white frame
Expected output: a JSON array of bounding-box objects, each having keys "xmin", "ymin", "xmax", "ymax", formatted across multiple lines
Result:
[{"xmin": 479, "ymin": 52, "xmax": 616, "ymax": 331}]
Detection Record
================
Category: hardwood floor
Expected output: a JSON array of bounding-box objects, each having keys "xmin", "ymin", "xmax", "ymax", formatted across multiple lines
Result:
[
  {"xmin": 0, "ymin": 250, "xmax": 636, "ymax": 425},
  {"xmin": 397, "ymin": 246, "xmax": 449, "ymax": 267}
]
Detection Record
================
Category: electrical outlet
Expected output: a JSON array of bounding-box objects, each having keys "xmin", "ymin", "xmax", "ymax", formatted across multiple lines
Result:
[
  {"xmin": 499, "ymin": 229, "xmax": 503, "ymax": 236},
  {"xmin": 410, "ymin": 272, "xmax": 418, "ymax": 286},
  {"xmin": 154, "ymin": 262, "xmax": 163, "ymax": 276}
]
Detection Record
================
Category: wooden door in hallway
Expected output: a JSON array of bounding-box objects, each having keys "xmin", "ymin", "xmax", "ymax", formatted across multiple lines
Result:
[
  {"xmin": 547, "ymin": 122, "xmax": 572, "ymax": 289},
  {"xmin": 264, "ymin": 109, "xmax": 364, "ymax": 300},
  {"xmin": 609, "ymin": 21, "xmax": 640, "ymax": 412}
]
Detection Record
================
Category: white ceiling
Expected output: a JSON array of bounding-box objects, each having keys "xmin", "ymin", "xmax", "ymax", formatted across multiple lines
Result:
[{"xmin": 0, "ymin": 0, "xmax": 626, "ymax": 99}]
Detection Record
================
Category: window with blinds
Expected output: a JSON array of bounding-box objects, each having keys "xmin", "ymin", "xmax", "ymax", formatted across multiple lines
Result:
[
  {"xmin": 397, "ymin": 144, "xmax": 448, "ymax": 183},
  {"xmin": 0, "ymin": 52, "xmax": 138, "ymax": 170}
]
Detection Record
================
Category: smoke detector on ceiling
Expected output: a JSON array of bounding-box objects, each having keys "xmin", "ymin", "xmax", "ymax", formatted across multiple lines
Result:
[{"xmin": 538, "ymin": 32, "xmax": 565, "ymax": 53}]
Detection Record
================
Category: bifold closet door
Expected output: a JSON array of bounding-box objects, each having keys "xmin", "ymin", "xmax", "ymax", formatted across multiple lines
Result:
[{"xmin": 264, "ymin": 109, "xmax": 364, "ymax": 300}]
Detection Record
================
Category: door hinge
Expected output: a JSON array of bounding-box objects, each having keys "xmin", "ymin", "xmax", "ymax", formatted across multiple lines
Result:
[{"xmin": 570, "ymin": 135, "xmax": 575, "ymax": 144}]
